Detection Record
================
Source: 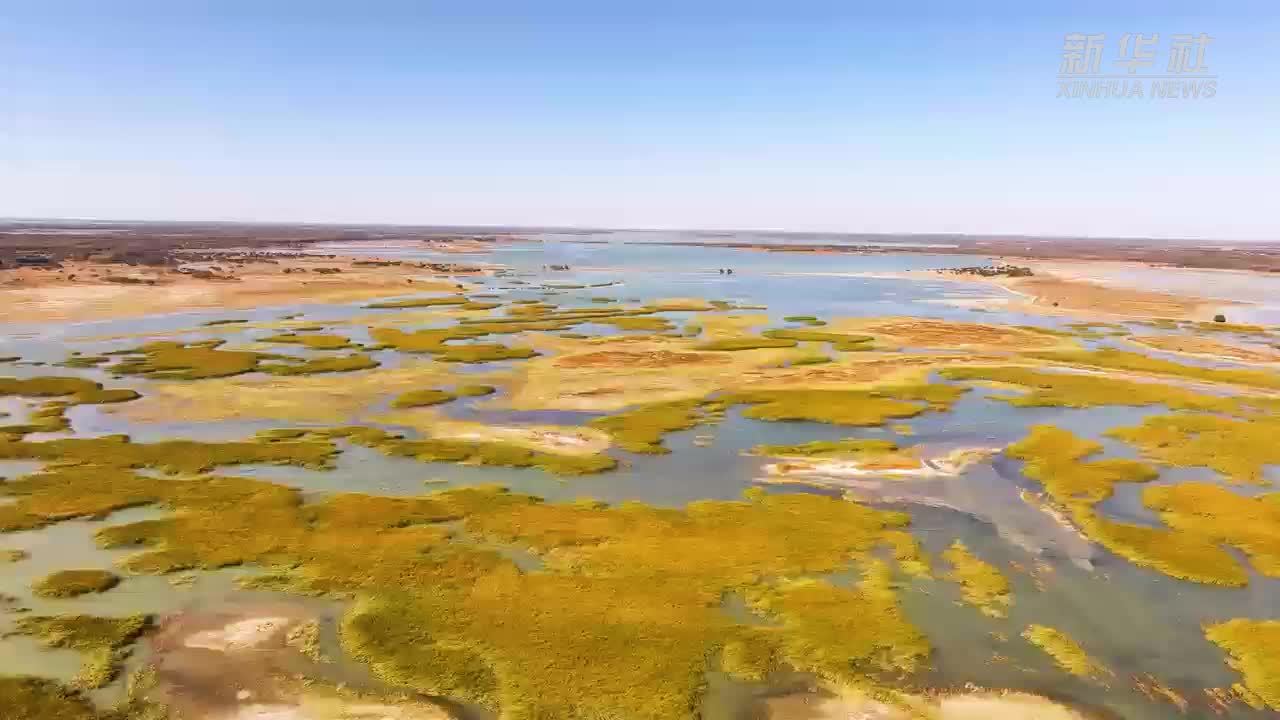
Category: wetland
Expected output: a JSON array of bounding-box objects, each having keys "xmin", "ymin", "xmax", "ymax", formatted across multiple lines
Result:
[{"xmin": 2, "ymin": 228, "xmax": 1279, "ymax": 719}]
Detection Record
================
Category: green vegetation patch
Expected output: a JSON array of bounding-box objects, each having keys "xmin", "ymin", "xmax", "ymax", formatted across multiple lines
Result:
[
  {"xmin": 1008, "ymin": 425, "xmax": 1249, "ymax": 586},
  {"xmin": 271, "ymin": 427, "xmax": 616, "ymax": 478},
  {"xmin": 10, "ymin": 614, "xmax": 151, "ymax": 689},
  {"xmin": 722, "ymin": 384, "xmax": 965, "ymax": 426},
  {"xmin": 1, "ymin": 402, "xmax": 71, "ymax": 438},
  {"xmin": 260, "ymin": 332, "xmax": 354, "ymax": 350},
  {"xmin": 261, "ymin": 354, "xmax": 380, "ymax": 375},
  {"xmin": 1142, "ymin": 483, "xmax": 1280, "ymax": 579},
  {"xmin": 60, "ymin": 355, "xmax": 111, "ymax": 368},
  {"xmin": 108, "ymin": 340, "xmax": 264, "ymax": 379},
  {"xmin": 391, "ymin": 389, "xmax": 457, "ymax": 408},
  {"xmin": 455, "ymin": 384, "xmax": 496, "ymax": 397},
  {"xmin": 379, "ymin": 437, "xmax": 616, "ymax": 476},
  {"xmin": 597, "ymin": 316, "xmax": 674, "ymax": 332},
  {"xmin": 32, "ymin": 569, "xmax": 121, "ymax": 598},
  {"xmin": 437, "ymin": 344, "xmax": 538, "ymax": 364},
  {"xmin": 369, "ymin": 327, "xmax": 537, "ymax": 363},
  {"xmin": 763, "ymin": 328, "xmax": 874, "ymax": 351},
  {"xmin": 1205, "ymin": 618, "xmax": 1280, "ymax": 711},
  {"xmin": 1022, "ymin": 624, "xmax": 1109, "ymax": 679},
  {"xmin": 0, "ymin": 376, "xmax": 139, "ymax": 406},
  {"xmin": 940, "ymin": 366, "xmax": 1245, "ymax": 413},
  {"xmin": 1108, "ymin": 413, "xmax": 1280, "ymax": 485},
  {"xmin": 746, "ymin": 561, "xmax": 928, "ymax": 687},
  {"xmin": 0, "ymin": 676, "xmax": 101, "ymax": 719},
  {"xmin": 365, "ymin": 295, "xmax": 471, "ymax": 309},
  {"xmin": 0, "ymin": 433, "xmax": 336, "ymax": 475},
  {"xmin": 0, "ymin": 436, "xmax": 334, "ymax": 533},
  {"xmin": 201, "ymin": 318, "xmax": 249, "ymax": 326},
  {"xmin": 941, "ymin": 541, "xmax": 1011, "ymax": 618},
  {"xmin": 1031, "ymin": 348, "xmax": 1280, "ymax": 391},
  {"xmin": 589, "ymin": 399, "xmax": 720, "ymax": 454},
  {"xmin": 37, "ymin": 473, "xmax": 930, "ymax": 718},
  {"xmin": 109, "ymin": 338, "xmax": 381, "ymax": 377},
  {"xmin": 1195, "ymin": 321, "xmax": 1270, "ymax": 335}
]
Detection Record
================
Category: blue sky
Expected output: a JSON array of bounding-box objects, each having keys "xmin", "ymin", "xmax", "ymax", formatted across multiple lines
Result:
[{"xmin": 1, "ymin": 1, "xmax": 1276, "ymax": 239}]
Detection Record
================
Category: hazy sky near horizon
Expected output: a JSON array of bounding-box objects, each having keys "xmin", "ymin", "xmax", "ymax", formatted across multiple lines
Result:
[{"xmin": 1, "ymin": 2, "xmax": 1277, "ymax": 240}]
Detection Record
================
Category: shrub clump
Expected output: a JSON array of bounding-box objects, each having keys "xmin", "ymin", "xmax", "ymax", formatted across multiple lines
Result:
[
  {"xmin": 391, "ymin": 389, "xmax": 458, "ymax": 408},
  {"xmin": 32, "ymin": 569, "xmax": 121, "ymax": 598}
]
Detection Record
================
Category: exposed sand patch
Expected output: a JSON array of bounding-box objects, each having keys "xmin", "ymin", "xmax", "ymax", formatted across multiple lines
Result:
[
  {"xmin": 694, "ymin": 313, "xmax": 772, "ymax": 338},
  {"xmin": 826, "ymin": 317, "xmax": 1077, "ymax": 352},
  {"xmin": 507, "ymin": 336, "xmax": 809, "ymax": 410},
  {"xmin": 373, "ymin": 410, "xmax": 614, "ymax": 456},
  {"xmin": 759, "ymin": 447, "xmax": 997, "ymax": 482},
  {"xmin": 890, "ymin": 262, "xmax": 1222, "ymax": 319},
  {"xmin": 151, "ymin": 603, "xmax": 455, "ymax": 720},
  {"xmin": 185, "ymin": 617, "xmax": 293, "ymax": 652},
  {"xmin": 1001, "ymin": 274, "xmax": 1211, "ymax": 319},
  {"xmin": 231, "ymin": 698, "xmax": 453, "ymax": 720},
  {"xmin": 0, "ymin": 257, "xmax": 461, "ymax": 322},
  {"xmin": 556, "ymin": 349, "xmax": 729, "ymax": 369}
]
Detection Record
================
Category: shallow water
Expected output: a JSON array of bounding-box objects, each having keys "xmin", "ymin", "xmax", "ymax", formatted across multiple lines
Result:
[{"xmin": 1, "ymin": 238, "xmax": 1277, "ymax": 719}]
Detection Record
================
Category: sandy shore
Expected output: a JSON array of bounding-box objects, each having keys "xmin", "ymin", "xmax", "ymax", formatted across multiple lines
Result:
[
  {"xmin": 0, "ymin": 256, "xmax": 466, "ymax": 323},
  {"xmin": 774, "ymin": 263, "xmax": 1231, "ymax": 320}
]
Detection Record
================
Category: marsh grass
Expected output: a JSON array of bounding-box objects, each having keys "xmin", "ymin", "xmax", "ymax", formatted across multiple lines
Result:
[
  {"xmin": 1031, "ymin": 348, "xmax": 1280, "ymax": 391},
  {"xmin": 260, "ymin": 332, "xmax": 354, "ymax": 350},
  {"xmin": 722, "ymin": 385, "xmax": 965, "ymax": 426},
  {"xmin": 1108, "ymin": 414, "xmax": 1280, "ymax": 485},
  {"xmin": 32, "ymin": 569, "xmax": 120, "ymax": 598},
  {"xmin": 0, "ymin": 676, "xmax": 100, "ymax": 719},
  {"xmin": 60, "ymin": 355, "xmax": 111, "ymax": 368},
  {"xmin": 1205, "ymin": 619, "xmax": 1280, "ymax": 710},
  {"xmin": 261, "ymin": 354, "xmax": 380, "ymax": 375},
  {"xmin": 1022, "ymin": 625, "xmax": 1108, "ymax": 679},
  {"xmin": 26, "ymin": 475, "xmax": 934, "ymax": 719},
  {"xmin": 1141, "ymin": 482, "xmax": 1280, "ymax": 578},
  {"xmin": 108, "ymin": 340, "xmax": 264, "ymax": 379},
  {"xmin": 369, "ymin": 328, "xmax": 537, "ymax": 363},
  {"xmin": 939, "ymin": 366, "xmax": 1243, "ymax": 412},
  {"xmin": 762, "ymin": 328, "xmax": 874, "ymax": 351},
  {"xmin": 0, "ymin": 376, "xmax": 139, "ymax": 406},
  {"xmin": 1007, "ymin": 425, "xmax": 1249, "ymax": 586},
  {"xmin": 10, "ymin": 614, "xmax": 151, "ymax": 689},
  {"xmin": 941, "ymin": 541, "xmax": 1011, "ymax": 618},
  {"xmin": 588, "ymin": 399, "xmax": 717, "ymax": 453},
  {"xmin": 107, "ymin": 340, "xmax": 379, "ymax": 379},
  {"xmin": 365, "ymin": 295, "xmax": 471, "ymax": 309},
  {"xmin": 391, "ymin": 389, "xmax": 457, "ymax": 408},
  {"xmin": 0, "ymin": 434, "xmax": 337, "ymax": 474}
]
